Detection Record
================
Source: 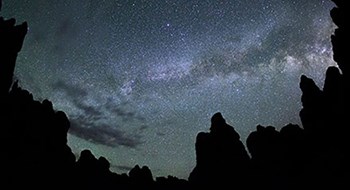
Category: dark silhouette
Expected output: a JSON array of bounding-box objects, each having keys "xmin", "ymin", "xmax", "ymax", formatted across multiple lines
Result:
[
  {"xmin": 1, "ymin": 0, "xmax": 349, "ymax": 189},
  {"xmin": 0, "ymin": 17, "xmax": 27, "ymax": 95},
  {"xmin": 155, "ymin": 175, "xmax": 189, "ymax": 190},
  {"xmin": 0, "ymin": 15, "xmax": 76, "ymax": 189},
  {"xmin": 246, "ymin": 124, "xmax": 308, "ymax": 189},
  {"xmin": 189, "ymin": 112, "xmax": 250, "ymax": 186}
]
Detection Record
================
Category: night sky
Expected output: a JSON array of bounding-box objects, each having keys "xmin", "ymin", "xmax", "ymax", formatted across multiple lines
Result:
[{"xmin": 2, "ymin": 0, "xmax": 336, "ymax": 178}]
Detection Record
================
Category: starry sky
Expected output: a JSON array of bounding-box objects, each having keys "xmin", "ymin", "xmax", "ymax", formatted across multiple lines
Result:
[{"xmin": 2, "ymin": 0, "xmax": 336, "ymax": 179}]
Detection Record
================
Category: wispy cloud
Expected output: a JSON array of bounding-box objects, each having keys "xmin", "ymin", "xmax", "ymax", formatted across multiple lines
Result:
[
  {"xmin": 104, "ymin": 97, "xmax": 146, "ymax": 122},
  {"xmin": 52, "ymin": 80, "xmax": 88, "ymax": 98},
  {"xmin": 70, "ymin": 118, "xmax": 143, "ymax": 148},
  {"xmin": 51, "ymin": 80, "xmax": 146, "ymax": 148}
]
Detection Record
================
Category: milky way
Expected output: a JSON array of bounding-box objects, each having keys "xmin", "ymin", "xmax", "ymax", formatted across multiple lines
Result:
[{"xmin": 2, "ymin": 0, "xmax": 336, "ymax": 178}]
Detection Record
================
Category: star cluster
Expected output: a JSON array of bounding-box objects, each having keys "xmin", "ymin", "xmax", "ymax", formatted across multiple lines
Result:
[{"xmin": 2, "ymin": 0, "xmax": 336, "ymax": 178}]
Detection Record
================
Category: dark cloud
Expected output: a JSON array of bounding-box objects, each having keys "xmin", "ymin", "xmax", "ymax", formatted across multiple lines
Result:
[
  {"xmin": 52, "ymin": 80, "xmax": 103, "ymax": 119},
  {"xmin": 156, "ymin": 132, "xmax": 166, "ymax": 137},
  {"xmin": 53, "ymin": 17, "xmax": 80, "ymax": 55},
  {"xmin": 72, "ymin": 99, "xmax": 103, "ymax": 120},
  {"xmin": 139, "ymin": 125, "xmax": 149, "ymax": 131},
  {"xmin": 104, "ymin": 97, "xmax": 146, "ymax": 122},
  {"xmin": 52, "ymin": 80, "xmax": 88, "ymax": 98},
  {"xmin": 51, "ymin": 80, "xmax": 145, "ymax": 148},
  {"xmin": 70, "ymin": 118, "xmax": 143, "ymax": 148},
  {"xmin": 55, "ymin": 18, "xmax": 77, "ymax": 39},
  {"xmin": 51, "ymin": 81, "xmax": 143, "ymax": 123},
  {"xmin": 69, "ymin": 108, "xmax": 144, "ymax": 148}
]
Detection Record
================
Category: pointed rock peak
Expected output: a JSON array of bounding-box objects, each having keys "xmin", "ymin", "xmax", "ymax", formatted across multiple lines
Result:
[
  {"xmin": 256, "ymin": 125, "xmax": 264, "ymax": 131},
  {"xmin": 209, "ymin": 112, "xmax": 240, "ymax": 139},
  {"xmin": 79, "ymin": 149, "xmax": 95, "ymax": 160},
  {"xmin": 97, "ymin": 156, "xmax": 110, "ymax": 171},
  {"xmin": 300, "ymin": 75, "xmax": 312, "ymax": 86},
  {"xmin": 326, "ymin": 66, "xmax": 341, "ymax": 78},
  {"xmin": 129, "ymin": 164, "xmax": 141, "ymax": 173},
  {"xmin": 141, "ymin": 166, "xmax": 150, "ymax": 171},
  {"xmin": 332, "ymin": 0, "xmax": 345, "ymax": 8},
  {"xmin": 210, "ymin": 112, "xmax": 226, "ymax": 131},
  {"xmin": 300, "ymin": 75, "xmax": 320, "ymax": 92}
]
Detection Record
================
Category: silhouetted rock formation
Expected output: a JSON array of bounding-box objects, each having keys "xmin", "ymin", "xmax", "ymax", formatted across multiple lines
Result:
[
  {"xmin": 128, "ymin": 165, "xmax": 154, "ymax": 188},
  {"xmin": 155, "ymin": 175, "xmax": 189, "ymax": 190},
  {"xmin": 297, "ymin": 0, "xmax": 349, "ymax": 187},
  {"xmin": 0, "ymin": 12, "xmax": 189, "ymax": 190},
  {"xmin": 299, "ymin": 72, "xmax": 348, "ymax": 188},
  {"xmin": 331, "ymin": 0, "xmax": 348, "ymax": 78},
  {"xmin": 74, "ymin": 149, "xmax": 122, "ymax": 189},
  {"xmin": 247, "ymin": 125, "xmax": 283, "ymax": 173},
  {"xmin": 1, "ymin": 17, "xmax": 75, "ymax": 188},
  {"xmin": 246, "ymin": 124, "xmax": 307, "ymax": 189},
  {"xmin": 189, "ymin": 112, "xmax": 249, "ymax": 186},
  {"xmin": 2, "ymin": 87, "xmax": 76, "ymax": 188},
  {"xmin": 329, "ymin": 0, "xmax": 349, "ymax": 147},
  {"xmin": 0, "ymin": 17, "xmax": 27, "ymax": 95},
  {"xmin": 299, "ymin": 75, "xmax": 322, "ymax": 129},
  {"xmin": 1, "ymin": 0, "xmax": 349, "ymax": 189}
]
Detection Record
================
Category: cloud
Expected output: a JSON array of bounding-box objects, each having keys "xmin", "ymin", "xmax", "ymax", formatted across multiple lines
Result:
[
  {"xmin": 72, "ymin": 98, "xmax": 104, "ymax": 120},
  {"xmin": 51, "ymin": 80, "xmax": 146, "ymax": 148},
  {"xmin": 156, "ymin": 132, "xmax": 166, "ymax": 137},
  {"xmin": 104, "ymin": 97, "xmax": 146, "ymax": 122},
  {"xmin": 52, "ymin": 80, "xmax": 103, "ymax": 119},
  {"xmin": 52, "ymin": 80, "xmax": 88, "ymax": 98},
  {"xmin": 55, "ymin": 18, "xmax": 77, "ymax": 39},
  {"xmin": 70, "ymin": 117, "xmax": 143, "ymax": 148},
  {"xmin": 139, "ymin": 125, "xmax": 149, "ymax": 131}
]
